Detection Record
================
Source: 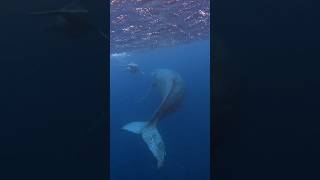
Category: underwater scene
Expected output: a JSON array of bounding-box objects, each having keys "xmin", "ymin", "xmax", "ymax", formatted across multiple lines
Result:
[
  {"xmin": 0, "ymin": 0, "xmax": 210, "ymax": 179},
  {"xmin": 110, "ymin": 0, "xmax": 210, "ymax": 179}
]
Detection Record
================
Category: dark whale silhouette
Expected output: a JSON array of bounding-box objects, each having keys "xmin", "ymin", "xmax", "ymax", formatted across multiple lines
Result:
[
  {"xmin": 29, "ymin": 2, "xmax": 107, "ymax": 39},
  {"xmin": 122, "ymin": 69, "xmax": 185, "ymax": 168}
]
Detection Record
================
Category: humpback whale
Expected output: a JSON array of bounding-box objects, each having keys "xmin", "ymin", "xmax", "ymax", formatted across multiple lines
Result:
[
  {"xmin": 29, "ymin": 2, "xmax": 107, "ymax": 39},
  {"xmin": 122, "ymin": 69, "xmax": 185, "ymax": 168}
]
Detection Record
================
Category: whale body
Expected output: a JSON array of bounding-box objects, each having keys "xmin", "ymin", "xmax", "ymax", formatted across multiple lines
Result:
[
  {"xmin": 29, "ymin": 2, "xmax": 107, "ymax": 39},
  {"xmin": 122, "ymin": 69, "xmax": 185, "ymax": 168}
]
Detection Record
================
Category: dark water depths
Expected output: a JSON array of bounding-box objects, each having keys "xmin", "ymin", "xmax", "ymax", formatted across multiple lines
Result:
[
  {"xmin": 214, "ymin": 0, "xmax": 320, "ymax": 179},
  {"xmin": 0, "ymin": 0, "xmax": 108, "ymax": 179}
]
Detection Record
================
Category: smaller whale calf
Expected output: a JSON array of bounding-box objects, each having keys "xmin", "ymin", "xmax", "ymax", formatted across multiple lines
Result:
[{"xmin": 122, "ymin": 63, "xmax": 144, "ymax": 75}]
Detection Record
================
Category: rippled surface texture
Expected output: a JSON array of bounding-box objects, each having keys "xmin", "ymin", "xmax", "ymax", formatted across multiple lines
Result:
[{"xmin": 110, "ymin": 0, "xmax": 210, "ymax": 53}]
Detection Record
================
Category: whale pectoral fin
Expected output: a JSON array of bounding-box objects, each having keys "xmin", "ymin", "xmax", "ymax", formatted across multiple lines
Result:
[
  {"xmin": 141, "ymin": 126, "xmax": 166, "ymax": 168},
  {"xmin": 122, "ymin": 122, "xmax": 166, "ymax": 168}
]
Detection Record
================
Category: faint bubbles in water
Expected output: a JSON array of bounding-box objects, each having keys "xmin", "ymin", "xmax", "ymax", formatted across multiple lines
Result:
[
  {"xmin": 111, "ymin": 52, "xmax": 130, "ymax": 59},
  {"xmin": 110, "ymin": 52, "xmax": 131, "ymax": 65},
  {"xmin": 110, "ymin": 0, "xmax": 210, "ymax": 53}
]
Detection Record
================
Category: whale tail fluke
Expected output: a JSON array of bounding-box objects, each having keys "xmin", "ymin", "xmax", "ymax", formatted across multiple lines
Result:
[
  {"xmin": 122, "ymin": 121, "xmax": 166, "ymax": 168},
  {"xmin": 122, "ymin": 121, "xmax": 148, "ymax": 134}
]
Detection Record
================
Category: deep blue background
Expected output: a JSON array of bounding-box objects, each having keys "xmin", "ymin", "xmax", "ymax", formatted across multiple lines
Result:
[
  {"xmin": 110, "ymin": 41, "xmax": 210, "ymax": 180},
  {"xmin": 0, "ymin": 0, "xmax": 108, "ymax": 179},
  {"xmin": 214, "ymin": 0, "xmax": 320, "ymax": 179}
]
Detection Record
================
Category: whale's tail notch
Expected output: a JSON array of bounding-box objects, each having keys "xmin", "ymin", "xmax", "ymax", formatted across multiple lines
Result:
[{"xmin": 122, "ymin": 121, "xmax": 166, "ymax": 168}]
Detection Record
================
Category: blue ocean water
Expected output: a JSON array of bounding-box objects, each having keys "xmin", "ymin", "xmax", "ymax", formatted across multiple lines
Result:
[{"xmin": 110, "ymin": 40, "xmax": 210, "ymax": 180}]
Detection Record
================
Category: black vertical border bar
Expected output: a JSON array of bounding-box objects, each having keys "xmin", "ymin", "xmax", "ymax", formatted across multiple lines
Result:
[
  {"xmin": 93, "ymin": 0, "xmax": 110, "ymax": 179},
  {"xmin": 211, "ymin": 0, "xmax": 216, "ymax": 179},
  {"xmin": 90, "ymin": 0, "xmax": 110, "ymax": 178},
  {"xmin": 106, "ymin": 1, "xmax": 110, "ymax": 180}
]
